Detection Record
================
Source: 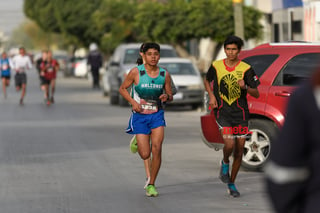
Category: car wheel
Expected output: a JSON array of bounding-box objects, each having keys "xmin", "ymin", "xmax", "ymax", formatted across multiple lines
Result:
[
  {"xmin": 110, "ymin": 94, "xmax": 119, "ymax": 105},
  {"xmin": 241, "ymin": 119, "xmax": 278, "ymax": 171}
]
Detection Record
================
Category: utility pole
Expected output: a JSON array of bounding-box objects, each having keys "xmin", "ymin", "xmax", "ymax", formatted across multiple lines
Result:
[{"xmin": 233, "ymin": 0, "xmax": 244, "ymax": 39}]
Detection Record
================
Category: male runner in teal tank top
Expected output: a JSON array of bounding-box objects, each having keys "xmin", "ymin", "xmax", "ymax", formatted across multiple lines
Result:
[{"xmin": 119, "ymin": 42, "xmax": 173, "ymax": 197}]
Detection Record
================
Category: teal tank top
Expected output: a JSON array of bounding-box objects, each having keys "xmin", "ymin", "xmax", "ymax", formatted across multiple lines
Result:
[{"xmin": 132, "ymin": 64, "xmax": 166, "ymax": 102}]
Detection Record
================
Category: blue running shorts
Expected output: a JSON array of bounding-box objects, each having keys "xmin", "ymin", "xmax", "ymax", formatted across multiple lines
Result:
[{"xmin": 126, "ymin": 110, "xmax": 166, "ymax": 135}]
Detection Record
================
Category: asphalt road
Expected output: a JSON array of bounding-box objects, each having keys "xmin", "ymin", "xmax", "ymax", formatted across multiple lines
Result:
[{"xmin": 0, "ymin": 70, "xmax": 274, "ymax": 213}]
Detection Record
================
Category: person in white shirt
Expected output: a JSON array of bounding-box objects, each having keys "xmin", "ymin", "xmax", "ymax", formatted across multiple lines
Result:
[{"xmin": 11, "ymin": 47, "xmax": 32, "ymax": 105}]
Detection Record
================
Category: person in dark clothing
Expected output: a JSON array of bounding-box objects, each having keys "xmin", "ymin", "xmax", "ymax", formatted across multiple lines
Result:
[
  {"xmin": 36, "ymin": 50, "xmax": 47, "ymax": 86},
  {"xmin": 87, "ymin": 43, "xmax": 103, "ymax": 89},
  {"xmin": 265, "ymin": 68, "xmax": 320, "ymax": 213}
]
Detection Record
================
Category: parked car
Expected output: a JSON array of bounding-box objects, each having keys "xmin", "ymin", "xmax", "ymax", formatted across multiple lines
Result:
[
  {"xmin": 102, "ymin": 43, "xmax": 178, "ymax": 105},
  {"xmin": 159, "ymin": 58, "xmax": 204, "ymax": 109},
  {"xmin": 73, "ymin": 58, "xmax": 88, "ymax": 78},
  {"xmin": 201, "ymin": 42, "xmax": 320, "ymax": 171},
  {"xmin": 53, "ymin": 52, "xmax": 69, "ymax": 73},
  {"xmin": 63, "ymin": 57, "xmax": 87, "ymax": 77}
]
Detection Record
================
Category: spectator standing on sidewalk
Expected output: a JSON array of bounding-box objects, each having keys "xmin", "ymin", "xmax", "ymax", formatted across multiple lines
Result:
[
  {"xmin": 203, "ymin": 35, "xmax": 260, "ymax": 197},
  {"xmin": 87, "ymin": 43, "xmax": 103, "ymax": 89}
]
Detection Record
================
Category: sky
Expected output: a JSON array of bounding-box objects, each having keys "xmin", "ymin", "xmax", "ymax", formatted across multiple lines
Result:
[{"xmin": 0, "ymin": 0, "xmax": 25, "ymax": 36}]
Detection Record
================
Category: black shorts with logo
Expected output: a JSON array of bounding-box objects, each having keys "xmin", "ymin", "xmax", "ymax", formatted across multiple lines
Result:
[
  {"xmin": 15, "ymin": 73, "xmax": 27, "ymax": 87},
  {"xmin": 215, "ymin": 109, "xmax": 249, "ymax": 136}
]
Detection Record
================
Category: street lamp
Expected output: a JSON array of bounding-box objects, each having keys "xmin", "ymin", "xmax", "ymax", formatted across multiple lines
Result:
[{"xmin": 233, "ymin": 0, "xmax": 244, "ymax": 39}]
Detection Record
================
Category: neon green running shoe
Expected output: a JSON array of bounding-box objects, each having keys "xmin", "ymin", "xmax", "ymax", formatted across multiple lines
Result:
[
  {"xmin": 130, "ymin": 135, "xmax": 138, "ymax": 153},
  {"xmin": 145, "ymin": 185, "xmax": 158, "ymax": 197}
]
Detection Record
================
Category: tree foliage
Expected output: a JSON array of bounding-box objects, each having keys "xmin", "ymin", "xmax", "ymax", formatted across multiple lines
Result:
[
  {"xmin": 24, "ymin": 0, "xmax": 263, "ymax": 53},
  {"xmin": 8, "ymin": 20, "xmax": 68, "ymax": 50},
  {"xmin": 93, "ymin": 0, "xmax": 137, "ymax": 54},
  {"xmin": 134, "ymin": 0, "xmax": 262, "ymax": 44},
  {"xmin": 24, "ymin": 0, "xmax": 103, "ymax": 47}
]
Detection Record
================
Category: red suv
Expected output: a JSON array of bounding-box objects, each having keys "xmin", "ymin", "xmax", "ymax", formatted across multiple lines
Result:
[{"xmin": 201, "ymin": 42, "xmax": 320, "ymax": 170}]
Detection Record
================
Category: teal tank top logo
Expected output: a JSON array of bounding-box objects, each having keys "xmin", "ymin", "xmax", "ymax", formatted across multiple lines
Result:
[{"xmin": 132, "ymin": 64, "xmax": 166, "ymax": 101}]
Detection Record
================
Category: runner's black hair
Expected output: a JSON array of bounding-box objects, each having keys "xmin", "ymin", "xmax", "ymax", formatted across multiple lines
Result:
[
  {"xmin": 142, "ymin": 42, "xmax": 160, "ymax": 53},
  {"xmin": 136, "ymin": 43, "xmax": 145, "ymax": 65},
  {"xmin": 224, "ymin": 35, "xmax": 244, "ymax": 49}
]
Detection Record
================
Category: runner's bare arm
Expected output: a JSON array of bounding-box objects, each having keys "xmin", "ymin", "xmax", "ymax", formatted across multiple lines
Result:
[
  {"xmin": 238, "ymin": 79, "xmax": 259, "ymax": 98},
  {"xmin": 204, "ymin": 78, "xmax": 217, "ymax": 108}
]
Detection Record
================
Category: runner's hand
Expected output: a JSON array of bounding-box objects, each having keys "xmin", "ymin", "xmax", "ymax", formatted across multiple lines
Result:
[
  {"xmin": 209, "ymin": 96, "xmax": 218, "ymax": 109},
  {"xmin": 159, "ymin": 94, "xmax": 168, "ymax": 102},
  {"xmin": 237, "ymin": 79, "xmax": 246, "ymax": 89},
  {"xmin": 132, "ymin": 101, "xmax": 141, "ymax": 113}
]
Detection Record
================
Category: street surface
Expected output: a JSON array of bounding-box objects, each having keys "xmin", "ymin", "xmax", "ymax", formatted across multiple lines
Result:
[{"xmin": 0, "ymin": 70, "xmax": 274, "ymax": 213}]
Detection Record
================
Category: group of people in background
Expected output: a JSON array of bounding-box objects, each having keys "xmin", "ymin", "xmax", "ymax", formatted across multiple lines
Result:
[
  {"xmin": 0, "ymin": 43, "xmax": 104, "ymax": 105},
  {"xmin": 0, "ymin": 47, "xmax": 33, "ymax": 105},
  {"xmin": 0, "ymin": 47, "xmax": 59, "ymax": 106}
]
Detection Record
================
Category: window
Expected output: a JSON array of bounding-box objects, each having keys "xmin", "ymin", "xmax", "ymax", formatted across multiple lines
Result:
[
  {"xmin": 274, "ymin": 53, "xmax": 320, "ymax": 86},
  {"xmin": 123, "ymin": 49, "xmax": 140, "ymax": 64},
  {"xmin": 292, "ymin": 20, "xmax": 302, "ymax": 33},
  {"xmin": 159, "ymin": 62, "xmax": 197, "ymax": 75},
  {"xmin": 160, "ymin": 49, "xmax": 178, "ymax": 57},
  {"xmin": 242, "ymin": 55, "xmax": 279, "ymax": 77}
]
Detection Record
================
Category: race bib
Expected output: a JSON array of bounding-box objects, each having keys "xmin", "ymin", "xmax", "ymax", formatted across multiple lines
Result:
[
  {"xmin": 47, "ymin": 67, "xmax": 53, "ymax": 72},
  {"xmin": 140, "ymin": 99, "xmax": 158, "ymax": 114}
]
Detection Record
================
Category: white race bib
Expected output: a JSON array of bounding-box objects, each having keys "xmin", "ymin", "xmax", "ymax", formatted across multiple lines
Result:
[{"xmin": 140, "ymin": 99, "xmax": 158, "ymax": 114}]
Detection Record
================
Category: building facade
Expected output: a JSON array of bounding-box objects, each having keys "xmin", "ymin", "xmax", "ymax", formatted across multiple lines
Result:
[
  {"xmin": 303, "ymin": 0, "xmax": 320, "ymax": 41},
  {"xmin": 271, "ymin": 0, "xmax": 320, "ymax": 42}
]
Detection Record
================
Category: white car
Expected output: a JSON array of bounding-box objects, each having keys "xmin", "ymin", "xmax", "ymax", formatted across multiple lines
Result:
[
  {"xmin": 73, "ymin": 58, "xmax": 89, "ymax": 78},
  {"xmin": 159, "ymin": 58, "xmax": 204, "ymax": 109}
]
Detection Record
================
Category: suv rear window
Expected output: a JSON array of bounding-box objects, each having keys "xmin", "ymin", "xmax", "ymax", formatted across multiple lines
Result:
[
  {"xmin": 242, "ymin": 54, "xmax": 279, "ymax": 77},
  {"xmin": 275, "ymin": 53, "xmax": 320, "ymax": 86}
]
